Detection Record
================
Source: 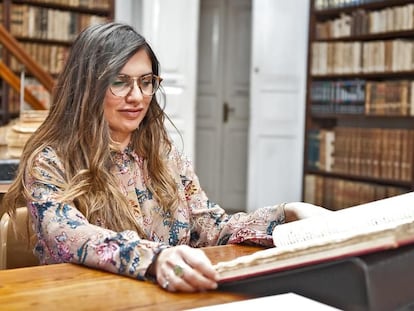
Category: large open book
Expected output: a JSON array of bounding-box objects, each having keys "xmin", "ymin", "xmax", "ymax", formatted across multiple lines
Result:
[{"xmin": 215, "ymin": 192, "xmax": 414, "ymax": 282}]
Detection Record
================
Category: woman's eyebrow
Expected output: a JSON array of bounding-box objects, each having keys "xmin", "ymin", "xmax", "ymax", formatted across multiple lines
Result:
[{"xmin": 117, "ymin": 72, "xmax": 153, "ymax": 78}]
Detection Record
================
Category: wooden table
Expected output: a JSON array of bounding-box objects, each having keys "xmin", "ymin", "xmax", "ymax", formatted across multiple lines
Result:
[{"xmin": 0, "ymin": 244, "xmax": 261, "ymax": 310}]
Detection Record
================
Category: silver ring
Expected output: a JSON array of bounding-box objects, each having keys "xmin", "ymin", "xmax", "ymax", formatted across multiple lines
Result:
[
  {"xmin": 173, "ymin": 264, "xmax": 184, "ymax": 278},
  {"xmin": 162, "ymin": 279, "xmax": 169, "ymax": 290}
]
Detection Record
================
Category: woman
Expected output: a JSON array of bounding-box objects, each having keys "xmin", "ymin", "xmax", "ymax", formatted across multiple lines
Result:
[{"xmin": 3, "ymin": 22, "xmax": 329, "ymax": 292}]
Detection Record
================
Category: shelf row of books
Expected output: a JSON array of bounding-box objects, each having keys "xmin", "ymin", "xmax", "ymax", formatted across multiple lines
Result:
[
  {"xmin": 9, "ymin": 42, "xmax": 68, "ymax": 75},
  {"xmin": 27, "ymin": 0, "xmax": 111, "ymax": 10},
  {"xmin": 315, "ymin": 3, "xmax": 414, "ymax": 39},
  {"xmin": 311, "ymin": 79, "xmax": 414, "ymax": 116},
  {"xmin": 304, "ymin": 173, "xmax": 408, "ymax": 210},
  {"xmin": 314, "ymin": 0, "xmax": 385, "ymax": 11},
  {"xmin": 307, "ymin": 127, "xmax": 414, "ymax": 182},
  {"xmin": 10, "ymin": 4, "xmax": 108, "ymax": 41},
  {"xmin": 311, "ymin": 40, "xmax": 414, "ymax": 75},
  {"xmin": 365, "ymin": 80, "xmax": 414, "ymax": 115},
  {"xmin": 310, "ymin": 79, "xmax": 365, "ymax": 114}
]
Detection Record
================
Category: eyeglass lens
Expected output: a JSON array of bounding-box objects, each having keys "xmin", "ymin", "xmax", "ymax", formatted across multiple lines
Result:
[{"xmin": 110, "ymin": 74, "xmax": 161, "ymax": 97}]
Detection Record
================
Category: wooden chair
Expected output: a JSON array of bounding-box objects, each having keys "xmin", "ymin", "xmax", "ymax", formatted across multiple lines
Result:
[{"xmin": 0, "ymin": 207, "xmax": 39, "ymax": 269}]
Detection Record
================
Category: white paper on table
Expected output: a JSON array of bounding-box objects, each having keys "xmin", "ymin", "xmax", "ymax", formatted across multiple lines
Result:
[{"xmin": 185, "ymin": 292, "xmax": 342, "ymax": 310}]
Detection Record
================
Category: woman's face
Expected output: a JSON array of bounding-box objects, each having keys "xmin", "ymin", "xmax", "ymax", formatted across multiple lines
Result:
[{"xmin": 103, "ymin": 49, "xmax": 153, "ymax": 149}]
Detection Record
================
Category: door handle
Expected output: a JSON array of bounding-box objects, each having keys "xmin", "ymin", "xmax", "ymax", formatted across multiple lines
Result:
[{"xmin": 223, "ymin": 102, "xmax": 235, "ymax": 123}]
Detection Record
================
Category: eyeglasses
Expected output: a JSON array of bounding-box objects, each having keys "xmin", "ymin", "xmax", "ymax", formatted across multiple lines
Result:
[{"xmin": 109, "ymin": 73, "xmax": 162, "ymax": 97}]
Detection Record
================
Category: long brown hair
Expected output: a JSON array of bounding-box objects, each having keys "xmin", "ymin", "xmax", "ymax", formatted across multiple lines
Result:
[{"xmin": 3, "ymin": 22, "xmax": 179, "ymax": 236}]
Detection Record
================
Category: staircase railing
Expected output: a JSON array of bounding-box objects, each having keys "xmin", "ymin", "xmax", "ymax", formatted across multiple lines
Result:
[
  {"xmin": 0, "ymin": 24, "xmax": 55, "ymax": 110},
  {"xmin": 0, "ymin": 61, "xmax": 46, "ymax": 110}
]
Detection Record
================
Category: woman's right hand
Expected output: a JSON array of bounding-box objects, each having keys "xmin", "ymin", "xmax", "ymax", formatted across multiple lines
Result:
[
  {"xmin": 154, "ymin": 245, "xmax": 219, "ymax": 292},
  {"xmin": 284, "ymin": 202, "xmax": 332, "ymax": 222}
]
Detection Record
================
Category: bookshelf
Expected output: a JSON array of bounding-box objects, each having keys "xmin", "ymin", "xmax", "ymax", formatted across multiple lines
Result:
[
  {"xmin": 303, "ymin": 0, "xmax": 414, "ymax": 210},
  {"xmin": 0, "ymin": 0, "xmax": 114, "ymax": 126}
]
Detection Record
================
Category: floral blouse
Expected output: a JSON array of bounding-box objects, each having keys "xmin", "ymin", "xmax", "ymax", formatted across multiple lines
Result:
[{"xmin": 25, "ymin": 145, "xmax": 285, "ymax": 281}]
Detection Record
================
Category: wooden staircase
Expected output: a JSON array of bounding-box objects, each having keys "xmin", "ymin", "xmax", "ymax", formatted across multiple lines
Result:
[{"xmin": 0, "ymin": 23, "xmax": 54, "ymax": 111}]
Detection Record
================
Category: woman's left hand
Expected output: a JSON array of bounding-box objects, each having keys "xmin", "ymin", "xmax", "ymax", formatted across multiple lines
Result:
[{"xmin": 154, "ymin": 245, "xmax": 219, "ymax": 292}]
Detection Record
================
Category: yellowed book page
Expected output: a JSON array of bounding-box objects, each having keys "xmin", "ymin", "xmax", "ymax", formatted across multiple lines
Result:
[
  {"xmin": 214, "ymin": 193, "xmax": 414, "ymax": 281},
  {"xmin": 273, "ymin": 192, "xmax": 414, "ymax": 248},
  {"xmin": 215, "ymin": 222, "xmax": 414, "ymax": 281},
  {"xmin": 214, "ymin": 192, "xmax": 414, "ymax": 281}
]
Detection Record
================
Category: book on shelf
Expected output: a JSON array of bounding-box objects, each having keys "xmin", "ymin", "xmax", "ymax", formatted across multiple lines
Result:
[
  {"xmin": 365, "ymin": 80, "xmax": 414, "ymax": 116},
  {"xmin": 304, "ymin": 173, "xmax": 407, "ymax": 210},
  {"xmin": 306, "ymin": 129, "xmax": 320, "ymax": 170},
  {"xmin": 10, "ymin": 4, "xmax": 109, "ymax": 41},
  {"xmin": 311, "ymin": 39, "xmax": 414, "ymax": 75},
  {"xmin": 214, "ymin": 192, "xmax": 414, "ymax": 282},
  {"xmin": 315, "ymin": 4, "xmax": 414, "ymax": 39},
  {"xmin": 310, "ymin": 79, "xmax": 365, "ymax": 115},
  {"xmin": 306, "ymin": 128, "xmax": 335, "ymax": 173},
  {"xmin": 330, "ymin": 127, "xmax": 414, "ymax": 182}
]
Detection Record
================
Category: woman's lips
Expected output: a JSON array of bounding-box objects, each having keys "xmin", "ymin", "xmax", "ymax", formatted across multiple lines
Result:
[{"xmin": 119, "ymin": 108, "xmax": 142, "ymax": 119}]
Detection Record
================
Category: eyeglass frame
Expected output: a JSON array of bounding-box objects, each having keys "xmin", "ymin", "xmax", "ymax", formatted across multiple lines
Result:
[{"xmin": 109, "ymin": 73, "xmax": 163, "ymax": 97}]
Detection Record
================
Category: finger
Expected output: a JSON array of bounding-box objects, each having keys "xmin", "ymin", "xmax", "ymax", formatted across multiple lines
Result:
[
  {"xmin": 169, "ymin": 275, "xmax": 198, "ymax": 292},
  {"xmin": 178, "ymin": 247, "xmax": 219, "ymax": 281},
  {"xmin": 157, "ymin": 262, "xmax": 202, "ymax": 292},
  {"xmin": 158, "ymin": 274, "xmax": 172, "ymax": 292},
  {"xmin": 188, "ymin": 256, "xmax": 219, "ymax": 281},
  {"xmin": 156, "ymin": 246, "xmax": 218, "ymax": 292},
  {"xmin": 169, "ymin": 261, "xmax": 218, "ymax": 291},
  {"xmin": 158, "ymin": 268, "xmax": 199, "ymax": 293},
  {"xmin": 169, "ymin": 270, "xmax": 214, "ymax": 293}
]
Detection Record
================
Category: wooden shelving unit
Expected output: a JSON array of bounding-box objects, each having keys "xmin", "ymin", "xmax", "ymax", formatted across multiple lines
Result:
[
  {"xmin": 303, "ymin": 0, "xmax": 414, "ymax": 210},
  {"xmin": 0, "ymin": 0, "xmax": 114, "ymax": 126}
]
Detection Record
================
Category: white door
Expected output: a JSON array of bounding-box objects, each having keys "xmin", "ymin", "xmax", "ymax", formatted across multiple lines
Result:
[
  {"xmin": 247, "ymin": 0, "xmax": 309, "ymax": 212},
  {"xmin": 140, "ymin": 0, "xmax": 200, "ymax": 160},
  {"xmin": 116, "ymin": 0, "xmax": 309, "ymax": 212},
  {"xmin": 196, "ymin": 0, "xmax": 251, "ymax": 213}
]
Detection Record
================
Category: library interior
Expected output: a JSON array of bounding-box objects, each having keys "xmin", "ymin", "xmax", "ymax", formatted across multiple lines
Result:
[{"xmin": 1, "ymin": 0, "xmax": 414, "ymax": 310}]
